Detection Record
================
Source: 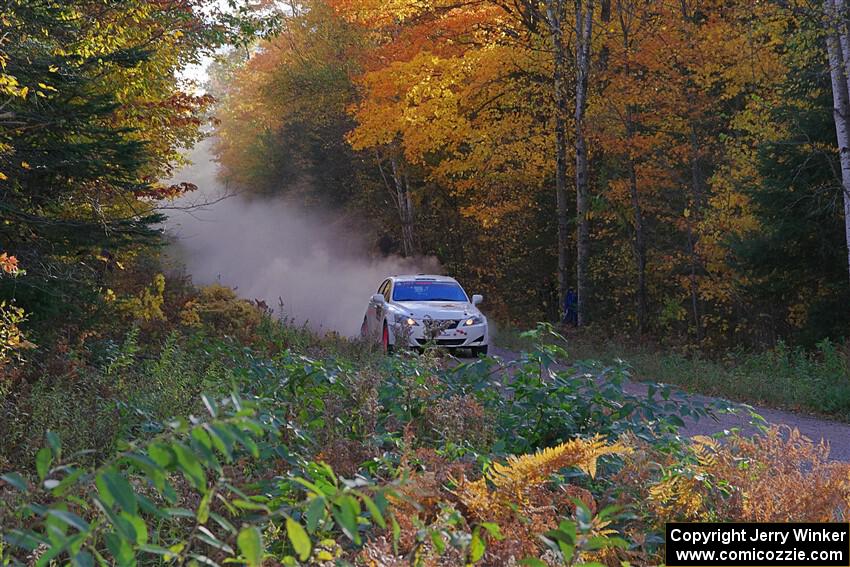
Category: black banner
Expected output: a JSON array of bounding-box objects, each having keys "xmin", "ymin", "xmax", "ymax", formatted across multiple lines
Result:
[{"xmin": 666, "ymin": 523, "xmax": 850, "ymax": 566}]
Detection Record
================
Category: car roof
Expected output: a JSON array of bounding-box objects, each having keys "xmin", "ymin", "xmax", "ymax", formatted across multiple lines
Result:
[{"xmin": 391, "ymin": 274, "xmax": 458, "ymax": 283}]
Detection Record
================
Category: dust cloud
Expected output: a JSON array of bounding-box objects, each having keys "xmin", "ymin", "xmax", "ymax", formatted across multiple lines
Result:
[{"xmin": 162, "ymin": 139, "xmax": 440, "ymax": 336}]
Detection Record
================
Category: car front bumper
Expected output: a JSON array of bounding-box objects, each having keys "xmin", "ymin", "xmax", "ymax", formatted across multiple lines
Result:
[{"xmin": 395, "ymin": 321, "xmax": 488, "ymax": 348}]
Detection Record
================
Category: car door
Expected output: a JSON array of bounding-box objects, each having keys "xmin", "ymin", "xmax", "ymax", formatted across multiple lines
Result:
[{"xmin": 368, "ymin": 279, "xmax": 390, "ymax": 335}]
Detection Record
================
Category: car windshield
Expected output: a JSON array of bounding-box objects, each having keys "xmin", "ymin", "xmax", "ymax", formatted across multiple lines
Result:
[{"xmin": 392, "ymin": 281, "xmax": 468, "ymax": 302}]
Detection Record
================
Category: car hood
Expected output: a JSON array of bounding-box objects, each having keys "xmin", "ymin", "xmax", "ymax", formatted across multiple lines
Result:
[{"xmin": 392, "ymin": 301, "xmax": 481, "ymax": 320}]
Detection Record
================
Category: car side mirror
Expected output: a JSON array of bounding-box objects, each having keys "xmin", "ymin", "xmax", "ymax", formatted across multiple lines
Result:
[
  {"xmin": 472, "ymin": 294, "xmax": 483, "ymax": 305},
  {"xmin": 371, "ymin": 293, "xmax": 385, "ymax": 304}
]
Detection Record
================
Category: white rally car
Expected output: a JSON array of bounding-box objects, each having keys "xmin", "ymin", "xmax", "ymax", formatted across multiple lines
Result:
[{"xmin": 360, "ymin": 275, "xmax": 488, "ymax": 356}]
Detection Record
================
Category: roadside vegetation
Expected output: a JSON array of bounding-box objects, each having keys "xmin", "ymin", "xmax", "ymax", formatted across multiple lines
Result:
[
  {"xmin": 494, "ymin": 329, "xmax": 850, "ymax": 420},
  {"xmin": 2, "ymin": 283, "xmax": 850, "ymax": 566}
]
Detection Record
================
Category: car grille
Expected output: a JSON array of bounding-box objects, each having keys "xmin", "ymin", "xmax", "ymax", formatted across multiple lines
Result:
[
  {"xmin": 423, "ymin": 319, "xmax": 460, "ymax": 330},
  {"xmin": 416, "ymin": 338, "xmax": 465, "ymax": 346}
]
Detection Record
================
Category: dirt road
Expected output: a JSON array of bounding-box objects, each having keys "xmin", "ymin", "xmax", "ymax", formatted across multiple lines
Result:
[{"xmin": 490, "ymin": 346, "xmax": 850, "ymax": 462}]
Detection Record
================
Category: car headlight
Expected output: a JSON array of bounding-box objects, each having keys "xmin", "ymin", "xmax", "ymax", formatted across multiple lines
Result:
[
  {"xmin": 405, "ymin": 317, "xmax": 419, "ymax": 326},
  {"xmin": 463, "ymin": 316, "xmax": 483, "ymax": 326}
]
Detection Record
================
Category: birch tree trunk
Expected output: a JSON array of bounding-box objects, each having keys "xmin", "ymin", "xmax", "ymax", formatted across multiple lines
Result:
[
  {"xmin": 828, "ymin": 0, "xmax": 850, "ymax": 283},
  {"xmin": 574, "ymin": 0, "xmax": 594, "ymax": 326},
  {"xmin": 389, "ymin": 154, "xmax": 416, "ymax": 257}
]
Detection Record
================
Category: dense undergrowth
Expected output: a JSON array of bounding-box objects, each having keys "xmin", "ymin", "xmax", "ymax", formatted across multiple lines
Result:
[
  {"xmin": 2, "ymin": 288, "xmax": 850, "ymax": 567},
  {"xmin": 495, "ymin": 328, "xmax": 850, "ymax": 420}
]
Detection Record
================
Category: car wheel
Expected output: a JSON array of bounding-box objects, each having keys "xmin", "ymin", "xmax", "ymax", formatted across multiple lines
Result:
[
  {"xmin": 471, "ymin": 345, "xmax": 488, "ymax": 357},
  {"xmin": 382, "ymin": 322, "xmax": 394, "ymax": 354}
]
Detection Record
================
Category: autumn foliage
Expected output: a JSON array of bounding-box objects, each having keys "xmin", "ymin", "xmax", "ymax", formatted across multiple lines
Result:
[{"xmin": 212, "ymin": 0, "xmax": 850, "ymax": 346}]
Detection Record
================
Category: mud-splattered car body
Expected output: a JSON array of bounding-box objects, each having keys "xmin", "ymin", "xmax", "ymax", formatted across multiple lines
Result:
[{"xmin": 361, "ymin": 275, "xmax": 488, "ymax": 355}]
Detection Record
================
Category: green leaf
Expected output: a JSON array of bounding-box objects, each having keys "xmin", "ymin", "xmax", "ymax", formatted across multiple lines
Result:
[
  {"xmin": 36, "ymin": 448, "xmax": 52, "ymax": 481},
  {"xmin": 124, "ymin": 453, "xmax": 165, "ymax": 491},
  {"xmin": 192, "ymin": 426, "xmax": 213, "ymax": 450},
  {"xmin": 544, "ymin": 529, "xmax": 575, "ymax": 546},
  {"xmin": 148, "ymin": 442, "xmax": 173, "ymax": 468},
  {"xmin": 197, "ymin": 489, "xmax": 212, "ymax": 524},
  {"xmin": 191, "ymin": 427, "xmax": 220, "ymax": 470},
  {"xmin": 50, "ymin": 468, "xmax": 84, "ymax": 497},
  {"xmin": 121, "ymin": 512, "xmax": 148, "ymax": 545},
  {"xmin": 138, "ymin": 544, "xmax": 178, "ymax": 560},
  {"xmin": 667, "ymin": 414, "xmax": 686, "ymax": 428},
  {"xmin": 72, "ymin": 550, "xmax": 94, "ymax": 567},
  {"xmin": 162, "ymin": 507, "xmax": 195, "ymax": 518},
  {"xmin": 237, "ymin": 527, "xmax": 263, "ymax": 567},
  {"xmin": 46, "ymin": 509, "xmax": 89, "ymax": 532},
  {"xmin": 94, "ymin": 497, "xmax": 135, "ymax": 541},
  {"xmin": 291, "ymin": 477, "xmax": 326, "ymax": 497},
  {"xmin": 1, "ymin": 472, "xmax": 28, "ymax": 492},
  {"xmin": 206, "ymin": 424, "xmax": 234, "ymax": 462},
  {"xmin": 171, "ymin": 443, "xmax": 206, "ymax": 491},
  {"xmin": 209, "ymin": 512, "xmax": 237, "ymax": 535},
  {"xmin": 46, "ymin": 431, "xmax": 61, "ymax": 459},
  {"xmin": 331, "ymin": 496, "xmax": 360, "ymax": 544},
  {"xmin": 285, "ymin": 517, "xmax": 311, "ymax": 561},
  {"xmin": 391, "ymin": 516, "xmax": 400, "ymax": 547},
  {"xmin": 430, "ymin": 531, "xmax": 446, "ymax": 554},
  {"xmin": 232, "ymin": 499, "xmax": 269, "ymax": 512},
  {"xmin": 237, "ymin": 435, "xmax": 259, "ymax": 459},
  {"xmin": 304, "ymin": 497, "xmax": 325, "ymax": 533},
  {"xmin": 138, "ymin": 494, "xmax": 166, "ymax": 519},
  {"xmin": 357, "ymin": 493, "xmax": 386, "ymax": 529},
  {"xmin": 98, "ymin": 470, "xmax": 138, "ymax": 515},
  {"xmin": 479, "ymin": 522, "xmax": 503, "ymax": 541},
  {"xmin": 469, "ymin": 528, "xmax": 485, "ymax": 563},
  {"xmin": 4, "ymin": 529, "xmax": 48, "ymax": 550},
  {"xmin": 586, "ymin": 535, "xmax": 629, "ymax": 550},
  {"xmin": 105, "ymin": 532, "xmax": 135, "ymax": 567}
]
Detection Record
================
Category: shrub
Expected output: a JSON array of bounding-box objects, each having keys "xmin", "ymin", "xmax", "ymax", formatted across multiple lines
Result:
[
  {"xmin": 118, "ymin": 273, "xmax": 167, "ymax": 322},
  {"xmin": 616, "ymin": 426, "xmax": 850, "ymax": 530},
  {"xmin": 5, "ymin": 315, "xmax": 825, "ymax": 566},
  {"xmin": 180, "ymin": 284, "xmax": 264, "ymax": 343}
]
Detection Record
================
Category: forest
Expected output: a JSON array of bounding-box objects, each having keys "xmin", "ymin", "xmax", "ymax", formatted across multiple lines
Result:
[
  {"xmin": 2, "ymin": 0, "xmax": 850, "ymax": 566},
  {"xmin": 211, "ymin": 0, "xmax": 850, "ymax": 348}
]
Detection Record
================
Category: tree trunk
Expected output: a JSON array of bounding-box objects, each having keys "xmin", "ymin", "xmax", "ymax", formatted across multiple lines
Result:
[
  {"xmin": 687, "ymin": 128, "xmax": 704, "ymax": 341},
  {"xmin": 574, "ymin": 0, "xmax": 594, "ymax": 326},
  {"xmin": 828, "ymin": 0, "xmax": 850, "ymax": 284},
  {"xmin": 545, "ymin": 0, "xmax": 572, "ymax": 310},
  {"xmin": 389, "ymin": 155, "xmax": 416, "ymax": 257},
  {"xmin": 403, "ymin": 174, "xmax": 417, "ymax": 253},
  {"xmin": 627, "ymin": 157, "xmax": 647, "ymax": 334},
  {"xmin": 616, "ymin": 6, "xmax": 647, "ymax": 335}
]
